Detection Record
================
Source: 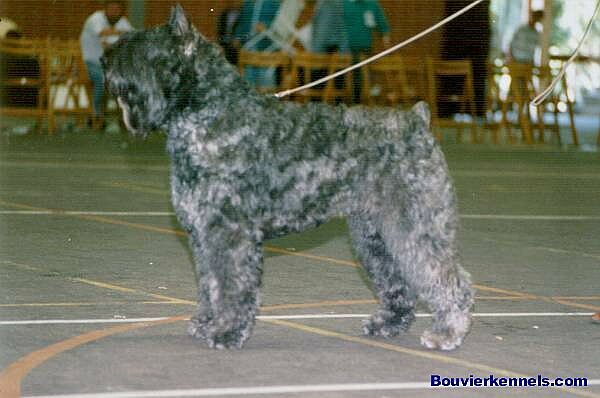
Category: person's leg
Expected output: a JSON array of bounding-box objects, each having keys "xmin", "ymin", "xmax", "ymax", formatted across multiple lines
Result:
[
  {"xmin": 351, "ymin": 50, "xmax": 369, "ymax": 104},
  {"xmin": 85, "ymin": 61, "xmax": 105, "ymax": 127}
]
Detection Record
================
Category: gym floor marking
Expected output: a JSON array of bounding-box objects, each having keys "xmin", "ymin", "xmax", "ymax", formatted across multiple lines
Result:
[
  {"xmin": 19, "ymin": 380, "xmax": 600, "ymax": 398},
  {"xmin": 0, "ymin": 312, "xmax": 595, "ymax": 326},
  {"xmin": 1, "ymin": 316, "xmax": 599, "ymax": 398},
  {"xmin": 2, "ymin": 200, "xmax": 599, "ymax": 397}
]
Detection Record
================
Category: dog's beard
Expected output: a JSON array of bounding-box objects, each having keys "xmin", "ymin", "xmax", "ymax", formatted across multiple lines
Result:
[{"xmin": 117, "ymin": 97, "xmax": 143, "ymax": 136}]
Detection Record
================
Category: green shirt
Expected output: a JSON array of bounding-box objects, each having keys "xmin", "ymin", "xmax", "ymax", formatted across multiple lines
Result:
[{"xmin": 343, "ymin": 0, "xmax": 390, "ymax": 51}]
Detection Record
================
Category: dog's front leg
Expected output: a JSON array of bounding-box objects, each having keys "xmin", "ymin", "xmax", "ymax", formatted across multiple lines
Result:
[{"xmin": 186, "ymin": 224, "xmax": 263, "ymax": 349}]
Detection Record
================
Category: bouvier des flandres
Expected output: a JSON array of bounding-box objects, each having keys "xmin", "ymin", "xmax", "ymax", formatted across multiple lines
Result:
[{"xmin": 102, "ymin": 5, "xmax": 473, "ymax": 350}]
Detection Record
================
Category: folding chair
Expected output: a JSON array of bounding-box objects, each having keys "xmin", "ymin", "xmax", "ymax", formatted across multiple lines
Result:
[
  {"xmin": 362, "ymin": 55, "xmax": 419, "ymax": 107},
  {"xmin": 238, "ymin": 50, "xmax": 291, "ymax": 94},
  {"xmin": 288, "ymin": 52, "xmax": 352, "ymax": 104},
  {"xmin": 0, "ymin": 38, "xmax": 48, "ymax": 133},
  {"xmin": 426, "ymin": 58, "xmax": 479, "ymax": 143}
]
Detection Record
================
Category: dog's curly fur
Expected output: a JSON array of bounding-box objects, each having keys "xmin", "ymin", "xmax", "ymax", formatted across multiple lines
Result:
[{"xmin": 102, "ymin": 5, "xmax": 473, "ymax": 350}]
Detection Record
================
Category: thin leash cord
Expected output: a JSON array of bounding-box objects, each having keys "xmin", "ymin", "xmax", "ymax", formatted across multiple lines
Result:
[
  {"xmin": 532, "ymin": 0, "xmax": 600, "ymax": 105},
  {"xmin": 274, "ymin": 0, "xmax": 485, "ymax": 98}
]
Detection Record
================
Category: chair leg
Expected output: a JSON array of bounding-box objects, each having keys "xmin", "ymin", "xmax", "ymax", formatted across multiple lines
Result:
[
  {"xmin": 536, "ymin": 103, "xmax": 545, "ymax": 143},
  {"xmin": 562, "ymin": 77, "xmax": 578, "ymax": 146},
  {"xmin": 500, "ymin": 98, "xmax": 513, "ymax": 144},
  {"xmin": 552, "ymin": 98, "xmax": 561, "ymax": 145}
]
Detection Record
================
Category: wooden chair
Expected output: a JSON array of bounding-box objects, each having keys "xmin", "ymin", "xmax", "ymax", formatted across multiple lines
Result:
[
  {"xmin": 485, "ymin": 61, "xmax": 507, "ymax": 144},
  {"xmin": 362, "ymin": 55, "xmax": 420, "ymax": 107},
  {"xmin": 0, "ymin": 38, "xmax": 49, "ymax": 132},
  {"xmin": 46, "ymin": 39, "xmax": 92, "ymax": 133},
  {"xmin": 547, "ymin": 57, "xmax": 579, "ymax": 146},
  {"xmin": 288, "ymin": 52, "xmax": 352, "ymax": 104},
  {"xmin": 238, "ymin": 50, "xmax": 291, "ymax": 94},
  {"xmin": 426, "ymin": 58, "xmax": 479, "ymax": 143},
  {"xmin": 501, "ymin": 63, "xmax": 566, "ymax": 145}
]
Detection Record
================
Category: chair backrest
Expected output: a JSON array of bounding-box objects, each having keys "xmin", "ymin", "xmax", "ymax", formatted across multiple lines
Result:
[
  {"xmin": 239, "ymin": 50, "xmax": 290, "ymax": 70},
  {"xmin": 427, "ymin": 58, "xmax": 474, "ymax": 77},
  {"xmin": 238, "ymin": 50, "xmax": 291, "ymax": 93},
  {"xmin": 426, "ymin": 58, "xmax": 475, "ymax": 105},
  {"xmin": 425, "ymin": 57, "xmax": 477, "ymax": 135},
  {"xmin": 364, "ymin": 55, "xmax": 411, "ymax": 106},
  {"xmin": 0, "ymin": 38, "xmax": 47, "ymax": 56},
  {"xmin": 289, "ymin": 51, "xmax": 352, "ymax": 103}
]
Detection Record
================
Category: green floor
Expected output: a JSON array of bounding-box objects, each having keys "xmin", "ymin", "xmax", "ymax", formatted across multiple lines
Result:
[{"xmin": 1, "ymin": 129, "xmax": 599, "ymax": 398}]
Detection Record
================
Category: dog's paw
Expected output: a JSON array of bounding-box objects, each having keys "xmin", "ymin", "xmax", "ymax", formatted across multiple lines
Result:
[
  {"xmin": 420, "ymin": 329, "xmax": 464, "ymax": 351},
  {"xmin": 188, "ymin": 315, "xmax": 252, "ymax": 349},
  {"xmin": 362, "ymin": 310, "xmax": 414, "ymax": 337}
]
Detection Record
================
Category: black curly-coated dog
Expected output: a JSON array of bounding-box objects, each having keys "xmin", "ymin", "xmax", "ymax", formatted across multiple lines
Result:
[{"xmin": 102, "ymin": 5, "xmax": 473, "ymax": 350}]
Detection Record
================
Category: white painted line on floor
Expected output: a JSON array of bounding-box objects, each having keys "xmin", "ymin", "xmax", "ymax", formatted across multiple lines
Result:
[
  {"xmin": 21, "ymin": 379, "xmax": 600, "ymax": 398},
  {"xmin": 0, "ymin": 312, "xmax": 594, "ymax": 326},
  {"xmin": 0, "ymin": 210, "xmax": 174, "ymax": 216},
  {"xmin": 461, "ymin": 214, "xmax": 600, "ymax": 221},
  {"xmin": 2, "ymin": 210, "xmax": 600, "ymax": 221},
  {"xmin": 453, "ymin": 170, "xmax": 600, "ymax": 180}
]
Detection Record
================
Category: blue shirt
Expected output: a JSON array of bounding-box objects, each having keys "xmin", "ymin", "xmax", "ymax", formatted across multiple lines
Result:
[{"xmin": 343, "ymin": 0, "xmax": 389, "ymax": 52}]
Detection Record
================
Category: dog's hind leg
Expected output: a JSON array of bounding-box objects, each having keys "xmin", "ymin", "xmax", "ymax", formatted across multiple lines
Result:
[
  {"xmin": 186, "ymin": 224, "xmax": 263, "ymax": 349},
  {"xmin": 379, "ymin": 170, "xmax": 473, "ymax": 351},
  {"xmin": 349, "ymin": 215, "xmax": 417, "ymax": 337},
  {"xmin": 418, "ymin": 260, "xmax": 473, "ymax": 351}
]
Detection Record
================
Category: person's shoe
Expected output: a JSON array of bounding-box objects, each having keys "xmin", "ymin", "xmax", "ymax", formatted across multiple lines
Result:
[{"xmin": 592, "ymin": 313, "xmax": 600, "ymax": 323}]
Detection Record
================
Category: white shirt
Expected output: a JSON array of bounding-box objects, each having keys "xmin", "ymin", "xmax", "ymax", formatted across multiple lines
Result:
[{"xmin": 80, "ymin": 10, "xmax": 133, "ymax": 64}]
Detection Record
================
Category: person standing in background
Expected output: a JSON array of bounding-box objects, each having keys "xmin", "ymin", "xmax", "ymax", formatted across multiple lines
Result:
[
  {"xmin": 234, "ymin": 0, "xmax": 280, "ymax": 87},
  {"xmin": 509, "ymin": 10, "xmax": 544, "ymax": 65},
  {"xmin": 342, "ymin": 0, "xmax": 390, "ymax": 103},
  {"xmin": 80, "ymin": 0, "xmax": 133, "ymax": 129},
  {"xmin": 310, "ymin": 0, "xmax": 348, "ymax": 54}
]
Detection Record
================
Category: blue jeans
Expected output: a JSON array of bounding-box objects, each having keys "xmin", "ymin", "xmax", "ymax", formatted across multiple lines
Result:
[{"xmin": 85, "ymin": 61, "xmax": 105, "ymax": 117}]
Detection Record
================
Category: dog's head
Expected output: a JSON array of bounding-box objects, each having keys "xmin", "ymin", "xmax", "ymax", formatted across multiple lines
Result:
[{"xmin": 102, "ymin": 5, "xmax": 219, "ymax": 137}]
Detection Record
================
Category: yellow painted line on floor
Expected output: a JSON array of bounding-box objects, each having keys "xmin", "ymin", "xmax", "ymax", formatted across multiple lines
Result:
[
  {"xmin": 0, "ymin": 315, "xmax": 187, "ymax": 398},
  {"xmin": 78, "ymin": 214, "xmax": 187, "ymax": 236},
  {"xmin": 71, "ymin": 278, "xmax": 195, "ymax": 305},
  {"xmin": 260, "ymin": 299, "xmax": 377, "ymax": 311},
  {"xmin": 549, "ymin": 298, "xmax": 600, "ymax": 312},
  {"xmin": 0, "ymin": 160, "xmax": 168, "ymax": 172},
  {"xmin": 1, "ymin": 260, "xmax": 194, "ymax": 306},
  {"xmin": 471, "ymin": 284, "xmax": 536, "ymax": 299},
  {"xmin": 101, "ymin": 181, "xmax": 169, "ymax": 196},
  {"xmin": 262, "ymin": 319, "xmax": 600, "ymax": 398},
  {"xmin": 0, "ymin": 301, "xmax": 176, "ymax": 308},
  {"xmin": 552, "ymin": 296, "xmax": 600, "ymax": 301},
  {"xmin": 264, "ymin": 245, "xmax": 359, "ymax": 267}
]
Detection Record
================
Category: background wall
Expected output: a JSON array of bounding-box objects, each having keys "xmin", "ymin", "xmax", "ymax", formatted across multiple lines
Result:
[{"xmin": 0, "ymin": 0, "xmax": 445, "ymax": 58}]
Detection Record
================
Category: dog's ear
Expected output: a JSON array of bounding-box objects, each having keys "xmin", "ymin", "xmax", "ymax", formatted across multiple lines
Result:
[
  {"xmin": 169, "ymin": 4, "xmax": 192, "ymax": 36},
  {"xmin": 412, "ymin": 101, "xmax": 431, "ymax": 125}
]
